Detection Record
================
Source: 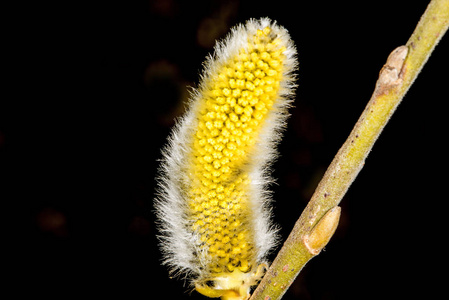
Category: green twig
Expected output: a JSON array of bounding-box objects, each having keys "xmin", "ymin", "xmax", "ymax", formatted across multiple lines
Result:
[{"xmin": 249, "ymin": 1, "xmax": 449, "ymax": 299}]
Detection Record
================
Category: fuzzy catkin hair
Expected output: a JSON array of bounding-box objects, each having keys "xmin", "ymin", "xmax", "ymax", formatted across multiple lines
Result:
[{"xmin": 155, "ymin": 17, "xmax": 297, "ymax": 299}]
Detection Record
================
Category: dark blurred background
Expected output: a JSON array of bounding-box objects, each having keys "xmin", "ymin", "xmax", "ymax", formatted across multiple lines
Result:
[{"xmin": 7, "ymin": 0, "xmax": 448, "ymax": 299}]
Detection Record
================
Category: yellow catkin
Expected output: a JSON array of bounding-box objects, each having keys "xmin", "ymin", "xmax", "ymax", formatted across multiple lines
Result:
[
  {"xmin": 189, "ymin": 27, "xmax": 285, "ymax": 275},
  {"xmin": 156, "ymin": 18, "xmax": 297, "ymax": 300}
]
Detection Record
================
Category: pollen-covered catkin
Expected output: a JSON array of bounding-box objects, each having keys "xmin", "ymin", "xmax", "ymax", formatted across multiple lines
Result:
[{"xmin": 155, "ymin": 18, "xmax": 297, "ymax": 300}]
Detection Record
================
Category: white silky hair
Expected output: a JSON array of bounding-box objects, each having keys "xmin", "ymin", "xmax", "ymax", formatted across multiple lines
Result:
[{"xmin": 155, "ymin": 17, "xmax": 298, "ymax": 280}]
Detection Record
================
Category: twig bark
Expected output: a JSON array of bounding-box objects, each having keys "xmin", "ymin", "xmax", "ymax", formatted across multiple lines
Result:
[{"xmin": 249, "ymin": 1, "xmax": 449, "ymax": 299}]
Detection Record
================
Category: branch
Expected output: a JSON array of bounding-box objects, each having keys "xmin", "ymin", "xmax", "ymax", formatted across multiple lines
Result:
[{"xmin": 249, "ymin": 1, "xmax": 449, "ymax": 299}]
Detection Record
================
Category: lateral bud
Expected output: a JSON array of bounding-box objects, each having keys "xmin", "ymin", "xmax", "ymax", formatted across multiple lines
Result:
[
  {"xmin": 304, "ymin": 206, "xmax": 341, "ymax": 255},
  {"xmin": 376, "ymin": 45, "xmax": 408, "ymax": 92}
]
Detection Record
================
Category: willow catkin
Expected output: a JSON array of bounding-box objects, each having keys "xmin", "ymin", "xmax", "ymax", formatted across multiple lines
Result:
[{"xmin": 155, "ymin": 18, "xmax": 298, "ymax": 300}]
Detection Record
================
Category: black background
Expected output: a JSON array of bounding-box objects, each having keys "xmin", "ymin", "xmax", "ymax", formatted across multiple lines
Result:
[{"xmin": 8, "ymin": 0, "xmax": 448, "ymax": 299}]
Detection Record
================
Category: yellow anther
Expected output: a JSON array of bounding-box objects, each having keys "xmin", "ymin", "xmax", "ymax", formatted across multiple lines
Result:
[
  {"xmin": 260, "ymin": 52, "xmax": 271, "ymax": 61},
  {"xmin": 229, "ymin": 79, "xmax": 236, "ymax": 89},
  {"xmin": 234, "ymin": 105, "xmax": 243, "ymax": 115},
  {"xmin": 239, "ymin": 260, "xmax": 250, "ymax": 272},
  {"xmin": 263, "ymin": 26, "xmax": 271, "ymax": 35}
]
